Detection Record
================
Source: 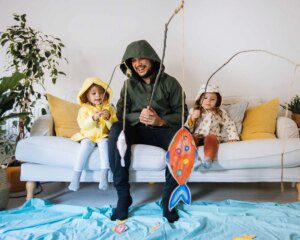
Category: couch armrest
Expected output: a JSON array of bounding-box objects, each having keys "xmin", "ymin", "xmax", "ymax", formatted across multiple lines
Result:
[
  {"xmin": 276, "ymin": 116, "xmax": 299, "ymax": 139},
  {"xmin": 30, "ymin": 114, "xmax": 54, "ymax": 136}
]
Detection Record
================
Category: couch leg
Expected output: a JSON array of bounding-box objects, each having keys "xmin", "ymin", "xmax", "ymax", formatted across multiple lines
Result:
[
  {"xmin": 296, "ymin": 182, "xmax": 300, "ymax": 201},
  {"xmin": 26, "ymin": 181, "xmax": 36, "ymax": 201}
]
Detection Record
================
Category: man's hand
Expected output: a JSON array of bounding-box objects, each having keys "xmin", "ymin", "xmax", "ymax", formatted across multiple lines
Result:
[
  {"xmin": 100, "ymin": 109, "xmax": 110, "ymax": 120},
  {"xmin": 139, "ymin": 107, "xmax": 165, "ymax": 126}
]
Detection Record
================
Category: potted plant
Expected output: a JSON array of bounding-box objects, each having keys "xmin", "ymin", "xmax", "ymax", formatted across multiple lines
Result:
[
  {"xmin": 283, "ymin": 95, "xmax": 300, "ymax": 127},
  {"xmin": 0, "ymin": 72, "xmax": 28, "ymax": 209},
  {"xmin": 0, "ymin": 13, "xmax": 67, "ymax": 139}
]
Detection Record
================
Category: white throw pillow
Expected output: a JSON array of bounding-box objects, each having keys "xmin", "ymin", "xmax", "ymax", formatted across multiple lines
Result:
[{"xmin": 276, "ymin": 116, "xmax": 299, "ymax": 139}]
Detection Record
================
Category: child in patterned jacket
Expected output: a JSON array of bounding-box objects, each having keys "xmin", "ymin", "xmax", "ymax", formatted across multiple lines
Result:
[{"xmin": 185, "ymin": 84, "xmax": 239, "ymax": 169}]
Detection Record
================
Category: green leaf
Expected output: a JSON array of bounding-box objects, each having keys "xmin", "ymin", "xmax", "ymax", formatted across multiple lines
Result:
[
  {"xmin": 41, "ymin": 108, "xmax": 47, "ymax": 115},
  {"xmin": 13, "ymin": 15, "xmax": 20, "ymax": 21},
  {"xmin": 58, "ymin": 71, "xmax": 66, "ymax": 76},
  {"xmin": 0, "ymin": 72, "xmax": 25, "ymax": 95},
  {"xmin": 20, "ymin": 14, "xmax": 26, "ymax": 22},
  {"xmin": 33, "ymin": 64, "xmax": 38, "ymax": 73},
  {"xmin": 45, "ymin": 51, "xmax": 51, "ymax": 58},
  {"xmin": 27, "ymin": 60, "xmax": 33, "ymax": 68},
  {"xmin": 0, "ymin": 112, "xmax": 30, "ymax": 123},
  {"xmin": 1, "ymin": 33, "xmax": 8, "ymax": 39},
  {"xmin": 0, "ymin": 39, "xmax": 9, "ymax": 46},
  {"xmin": 26, "ymin": 70, "xmax": 32, "ymax": 77},
  {"xmin": 0, "ymin": 92, "xmax": 18, "ymax": 111}
]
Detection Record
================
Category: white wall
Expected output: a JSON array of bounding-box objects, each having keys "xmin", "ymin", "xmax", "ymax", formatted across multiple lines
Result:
[{"xmin": 1, "ymin": 0, "xmax": 300, "ymax": 105}]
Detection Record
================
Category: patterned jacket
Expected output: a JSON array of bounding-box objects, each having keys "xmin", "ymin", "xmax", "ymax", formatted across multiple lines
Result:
[{"xmin": 185, "ymin": 108, "xmax": 239, "ymax": 142}]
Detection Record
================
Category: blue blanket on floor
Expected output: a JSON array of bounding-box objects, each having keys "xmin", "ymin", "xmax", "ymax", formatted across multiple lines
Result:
[{"xmin": 1, "ymin": 199, "xmax": 300, "ymax": 240}]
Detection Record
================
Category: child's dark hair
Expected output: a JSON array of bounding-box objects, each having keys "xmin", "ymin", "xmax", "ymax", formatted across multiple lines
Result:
[
  {"xmin": 193, "ymin": 92, "xmax": 222, "ymax": 117},
  {"xmin": 80, "ymin": 84, "xmax": 109, "ymax": 104}
]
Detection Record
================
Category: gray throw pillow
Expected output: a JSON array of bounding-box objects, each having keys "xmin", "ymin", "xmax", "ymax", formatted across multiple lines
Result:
[{"xmin": 221, "ymin": 101, "xmax": 249, "ymax": 140}]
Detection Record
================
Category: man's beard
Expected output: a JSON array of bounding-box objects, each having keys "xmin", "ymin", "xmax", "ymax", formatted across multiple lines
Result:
[{"xmin": 137, "ymin": 66, "xmax": 155, "ymax": 79}]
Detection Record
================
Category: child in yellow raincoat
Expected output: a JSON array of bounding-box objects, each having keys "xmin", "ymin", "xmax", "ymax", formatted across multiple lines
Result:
[{"xmin": 69, "ymin": 77, "xmax": 118, "ymax": 191}]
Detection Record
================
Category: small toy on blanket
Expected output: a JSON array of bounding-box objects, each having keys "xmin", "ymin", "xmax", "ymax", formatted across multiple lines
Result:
[
  {"xmin": 112, "ymin": 220, "xmax": 128, "ymax": 234},
  {"xmin": 150, "ymin": 222, "xmax": 161, "ymax": 232},
  {"xmin": 233, "ymin": 234, "xmax": 256, "ymax": 240}
]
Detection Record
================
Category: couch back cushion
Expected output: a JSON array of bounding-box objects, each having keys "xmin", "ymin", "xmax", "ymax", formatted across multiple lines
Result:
[
  {"xmin": 241, "ymin": 98, "xmax": 279, "ymax": 140},
  {"xmin": 47, "ymin": 94, "xmax": 80, "ymax": 138}
]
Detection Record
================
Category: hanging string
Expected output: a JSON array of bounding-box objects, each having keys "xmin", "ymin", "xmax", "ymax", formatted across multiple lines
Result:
[
  {"xmin": 123, "ymin": 79, "xmax": 127, "ymax": 131},
  {"xmin": 181, "ymin": 0, "xmax": 185, "ymax": 129},
  {"xmin": 280, "ymin": 64, "xmax": 300, "ymax": 192}
]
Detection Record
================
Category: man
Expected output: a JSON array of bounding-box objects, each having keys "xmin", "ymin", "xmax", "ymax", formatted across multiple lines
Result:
[{"xmin": 108, "ymin": 39, "xmax": 188, "ymax": 223}]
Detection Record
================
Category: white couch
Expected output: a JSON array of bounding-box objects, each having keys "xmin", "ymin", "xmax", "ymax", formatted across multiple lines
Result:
[{"xmin": 15, "ymin": 97, "xmax": 300, "ymax": 200}]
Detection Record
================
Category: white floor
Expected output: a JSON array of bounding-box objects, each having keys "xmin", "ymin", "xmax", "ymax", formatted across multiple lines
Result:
[{"xmin": 7, "ymin": 182, "xmax": 299, "ymax": 210}]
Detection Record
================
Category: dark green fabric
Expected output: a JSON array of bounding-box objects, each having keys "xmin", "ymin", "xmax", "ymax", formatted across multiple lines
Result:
[
  {"xmin": 116, "ymin": 40, "xmax": 188, "ymax": 128},
  {"xmin": 120, "ymin": 40, "xmax": 161, "ymax": 77}
]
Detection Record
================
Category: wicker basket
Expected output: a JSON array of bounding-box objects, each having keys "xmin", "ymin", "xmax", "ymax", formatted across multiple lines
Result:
[{"xmin": 0, "ymin": 167, "xmax": 10, "ymax": 210}]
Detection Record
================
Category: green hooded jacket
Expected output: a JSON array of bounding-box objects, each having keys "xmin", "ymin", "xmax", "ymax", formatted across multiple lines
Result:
[{"xmin": 117, "ymin": 39, "xmax": 188, "ymax": 128}]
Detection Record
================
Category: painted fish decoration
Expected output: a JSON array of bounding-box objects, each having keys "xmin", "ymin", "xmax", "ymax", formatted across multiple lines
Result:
[
  {"xmin": 166, "ymin": 127, "xmax": 198, "ymax": 211},
  {"xmin": 117, "ymin": 130, "xmax": 127, "ymax": 167}
]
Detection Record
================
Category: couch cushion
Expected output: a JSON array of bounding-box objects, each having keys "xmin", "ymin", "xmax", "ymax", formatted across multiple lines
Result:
[
  {"xmin": 16, "ymin": 136, "xmax": 300, "ymax": 172},
  {"xmin": 197, "ymin": 138, "xmax": 300, "ymax": 170},
  {"xmin": 15, "ymin": 136, "xmax": 166, "ymax": 171}
]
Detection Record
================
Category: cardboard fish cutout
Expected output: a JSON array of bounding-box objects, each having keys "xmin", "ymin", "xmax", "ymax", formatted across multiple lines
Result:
[{"xmin": 166, "ymin": 127, "xmax": 198, "ymax": 211}]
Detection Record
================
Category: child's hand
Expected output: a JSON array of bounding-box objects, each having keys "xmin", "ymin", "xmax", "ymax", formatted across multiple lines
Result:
[
  {"xmin": 100, "ymin": 109, "xmax": 110, "ymax": 120},
  {"xmin": 191, "ymin": 109, "xmax": 201, "ymax": 120},
  {"xmin": 93, "ymin": 111, "xmax": 101, "ymax": 121}
]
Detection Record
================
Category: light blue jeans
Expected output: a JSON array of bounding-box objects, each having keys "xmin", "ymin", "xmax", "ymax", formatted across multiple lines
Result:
[{"xmin": 74, "ymin": 138, "xmax": 109, "ymax": 171}]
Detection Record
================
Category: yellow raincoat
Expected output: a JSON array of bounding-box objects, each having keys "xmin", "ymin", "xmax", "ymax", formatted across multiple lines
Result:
[{"xmin": 71, "ymin": 77, "xmax": 118, "ymax": 142}]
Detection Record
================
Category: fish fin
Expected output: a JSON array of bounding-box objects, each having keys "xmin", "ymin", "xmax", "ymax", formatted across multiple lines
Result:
[
  {"xmin": 165, "ymin": 151, "xmax": 170, "ymax": 164},
  {"xmin": 168, "ymin": 184, "xmax": 191, "ymax": 211}
]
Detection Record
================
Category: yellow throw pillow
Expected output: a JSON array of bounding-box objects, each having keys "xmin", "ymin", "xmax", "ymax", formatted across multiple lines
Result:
[
  {"xmin": 47, "ymin": 94, "xmax": 80, "ymax": 138},
  {"xmin": 241, "ymin": 98, "xmax": 279, "ymax": 140}
]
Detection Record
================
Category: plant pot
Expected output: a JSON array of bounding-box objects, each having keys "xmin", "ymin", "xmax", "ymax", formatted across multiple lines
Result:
[
  {"xmin": 291, "ymin": 113, "xmax": 300, "ymax": 128},
  {"xmin": 6, "ymin": 166, "xmax": 26, "ymax": 192},
  {"xmin": 0, "ymin": 168, "xmax": 10, "ymax": 210}
]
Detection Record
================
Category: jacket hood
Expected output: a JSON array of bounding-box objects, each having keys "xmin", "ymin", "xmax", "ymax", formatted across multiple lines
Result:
[
  {"xmin": 120, "ymin": 40, "xmax": 163, "ymax": 78},
  {"xmin": 77, "ymin": 77, "xmax": 112, "ymax": 106}
]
